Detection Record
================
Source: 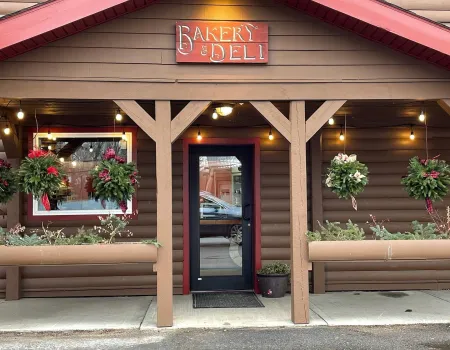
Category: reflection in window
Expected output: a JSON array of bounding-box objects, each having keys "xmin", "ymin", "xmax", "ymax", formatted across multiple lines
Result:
[{"xmin": 33, "ymin": 132, "xmax": 133, "ymax": 216}]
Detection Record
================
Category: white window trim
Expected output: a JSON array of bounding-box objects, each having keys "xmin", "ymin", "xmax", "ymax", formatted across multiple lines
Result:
[{"xmin": 32, "ymin": 131, "xmax": 134, "ymax": 217}]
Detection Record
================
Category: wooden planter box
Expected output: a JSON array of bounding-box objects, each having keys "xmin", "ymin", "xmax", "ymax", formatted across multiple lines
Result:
[
  {"xmin": 309, "ymin": 240, "xmax": 450, "ymax": 262},
  {"xmin": 0, "ymin": 243, "xmax": 158, "ymax": 266}
]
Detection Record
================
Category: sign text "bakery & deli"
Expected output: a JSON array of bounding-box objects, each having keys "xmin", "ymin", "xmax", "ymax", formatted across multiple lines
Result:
[{"xmin": 176, "ymin": 21, "xmax": 269, "ymax": 64}]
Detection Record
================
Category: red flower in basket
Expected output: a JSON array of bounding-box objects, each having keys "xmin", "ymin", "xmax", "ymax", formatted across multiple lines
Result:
[
  {"xmin": 99, "ymin": 169, "xmax": 111, "ymax": 182},
  {"xmin": 28, "ymin": 149, "xmax": 48, "ymax": 159},
  {"xmin": 104, "ymin": 148, "xmax": 116, "ymax": 160},
  {"xmin": 115, "ymin": 156, "xmax": 125, "ymax": 164},
  {"xmin": 119, "ymin": 200, "xmax": 128, "ymax": 213},
  {"xmin": 47, "ymin": 166, "xmax": 59, "ymax": 176},
  {"xmin": 0, "ymin": 159, "xmax": 11, "ymax": 169}
]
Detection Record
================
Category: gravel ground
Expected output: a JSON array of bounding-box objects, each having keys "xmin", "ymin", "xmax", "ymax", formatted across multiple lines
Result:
[{"xmin": 1, "ymin": 325, "xmax": 450, "ymax": 350}]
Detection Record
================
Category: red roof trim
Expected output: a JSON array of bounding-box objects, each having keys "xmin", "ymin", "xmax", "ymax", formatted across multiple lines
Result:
[{"xmin": 310, "ymin": 0, "xmax": 450, "ymax": 56}]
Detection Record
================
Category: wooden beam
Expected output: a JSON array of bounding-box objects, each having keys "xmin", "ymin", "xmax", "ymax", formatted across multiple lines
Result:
[
  {"xmin": 310, "ymin": 133, "xmax": 323, "ymax": 231},
  {"xmin": 155, "ymin": 100, "xmax": 173, "ymax": 327},
  {"xmin": 305, "ymin": 100, "xmax": 346, "ymax": 141},
  {"xmin": 114, "ymin": 100, "xmax": 156, "ymax": 141},
  {"xmin": 5, "ymin": 266, "xmax": 20, "ymax": 300},
  {"xmin": 171, "ymin": 101, "xmax": 211, "ymax": 143},
  {"xmin": 289, "ymin": 100, "xmax": 310, "ymax": 324},
  {"xmin": 250, "ymin": 101, "xmax": 291, "ymax": 142},
  {"xmin": 438, "ymin": 99, "xmax": 450, "ymax": 116}
]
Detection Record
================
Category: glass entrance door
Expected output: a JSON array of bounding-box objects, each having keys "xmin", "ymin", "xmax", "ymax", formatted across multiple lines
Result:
[{"xmin": 189, "ymin": 145, "xmax": 253, "ymax": 291}]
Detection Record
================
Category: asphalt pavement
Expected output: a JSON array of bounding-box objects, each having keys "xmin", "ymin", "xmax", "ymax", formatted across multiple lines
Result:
[{"xmin": 1, "ymin": 325, "xmax": 450, "ymax": 350}]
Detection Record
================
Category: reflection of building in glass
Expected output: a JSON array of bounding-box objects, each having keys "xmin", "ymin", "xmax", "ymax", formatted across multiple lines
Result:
[{"xmin": 199, "ymin": 156, "xmax": 241, "ymax": 206}]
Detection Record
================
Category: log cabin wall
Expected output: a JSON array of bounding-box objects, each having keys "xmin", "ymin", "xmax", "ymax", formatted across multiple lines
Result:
[
  {"xmin": 387, "ymin": 0, "xmax": 450, "ymax": 26},
  {"xmin": 320, "ymin": 124, "xmax": 450, "ymax": 291}
]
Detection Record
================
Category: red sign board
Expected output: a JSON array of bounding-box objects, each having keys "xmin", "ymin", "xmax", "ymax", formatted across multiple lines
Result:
[{"xmin": 176, "ymin": 21, "xmax": 268, "ymax": 64}]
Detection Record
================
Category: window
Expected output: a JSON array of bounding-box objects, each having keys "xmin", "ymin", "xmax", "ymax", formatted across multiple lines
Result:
[{"xmin": 31, "ymin": 130, "xmax": 135, "ymax": 218}]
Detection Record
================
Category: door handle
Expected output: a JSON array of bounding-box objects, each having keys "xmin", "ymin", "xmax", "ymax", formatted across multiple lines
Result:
[{"xmin": 243, "ymin": 204, "xmax": 252, "ymax": 221}]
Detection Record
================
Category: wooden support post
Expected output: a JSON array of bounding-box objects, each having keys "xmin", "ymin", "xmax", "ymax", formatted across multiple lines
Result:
[
  {"xmin": 155, "ymin": 101, "xmax": 173, "ymax": 327},
  {"xmin": 312, "ymin": 262, "xmax": 326, "ymax": 294},
  {"xmin": 7, "ymin": 158, "xmax": 20, "ymax": 230},
  {"xmin": 310, "ymin": 134, "xmax": 323, "ymax": 231},
  {"xmin": 5, "ymin": 266, "xmax": 20, "ymax": 300},
  {"xmin": 305, "ymin": 100, "xmax": 346, "ymax": 142},
  {"xmin": 289, "ymin": 101, "xmax": 310, "ymax": 324}
]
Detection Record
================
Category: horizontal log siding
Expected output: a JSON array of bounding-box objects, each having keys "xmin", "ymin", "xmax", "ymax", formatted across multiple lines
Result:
[
  {"xmin": 321, "ymin": 126, "xmax": 450, "ymax": 292},
  {"xmin": 4, "ymin": 0, "xmax": 450, "ymax": 85},
  {"xmin": 7, "ymin": 129, "xmax": 184, "ymax": 297}
]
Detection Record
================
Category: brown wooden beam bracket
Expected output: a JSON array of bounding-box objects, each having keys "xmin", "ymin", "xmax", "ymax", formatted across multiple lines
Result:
[
  {"xmin": 114, "ymin": 100, "xmax": 156, "ymax": 141},
  {"xmin": 289, "ymin": 101, "xmax": 310, "ymax": 324},
  {"xmin": 250, "ymin": 101, "xmax": 291, "ymax": 142},
  {"xmin": 5, "ymin": 266, "xmax": 21, "ymax": 301},
  {"xmin": 437, "ymin": 99, "xmax": 450, "ymax": 116},
  {"xmin": 171, "ymin": 101, "xmax": 211, "ymax": 143},
  {"xmin": 305, "ymin": 100, "xmax": 346, "ymax": 141}
]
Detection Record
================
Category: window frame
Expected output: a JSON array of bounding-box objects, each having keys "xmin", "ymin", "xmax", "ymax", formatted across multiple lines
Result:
[{"xmin": 27, "ymin": 127, "xmax": 138, "ymax": 221}]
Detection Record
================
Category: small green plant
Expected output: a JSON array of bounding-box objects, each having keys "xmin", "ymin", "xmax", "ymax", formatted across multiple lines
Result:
[
  {"xmin": 141, "ymin": 239, "xmax": 162, "ymax": 248},
  {"xmin": 306, "ymin": 220, "xmax": 365, "ymax": 242},
  {"xmin": 94, "ymin": 214, "xmax": 133, "ymax": 243},
  {"xmin": 370, "ymin": 220, "xmax": 446, "ymax": 240},
  {"xmin": 257, "ymin": 262, "xmax": 290, "ymax": 275}
]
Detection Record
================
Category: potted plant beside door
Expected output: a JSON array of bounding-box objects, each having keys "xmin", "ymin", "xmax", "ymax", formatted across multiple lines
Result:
[{"xmin": 257, "ymin": 262, "xmax": 290, "ymax": 298}]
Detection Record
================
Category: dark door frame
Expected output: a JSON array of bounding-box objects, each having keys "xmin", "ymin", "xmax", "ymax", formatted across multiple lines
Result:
[{"xmin": 182, "ymin": 138, "xmax": 261, "ymax": 294}]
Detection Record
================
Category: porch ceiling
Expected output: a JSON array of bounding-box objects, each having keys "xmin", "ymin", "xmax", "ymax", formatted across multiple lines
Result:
[
  {"xmin": 0, "ymin": 0, "xmax": 449, "ymax": 71},
  {"xmin": 3, "ymin": 99, "xmax": 450, "ymax": 129}
]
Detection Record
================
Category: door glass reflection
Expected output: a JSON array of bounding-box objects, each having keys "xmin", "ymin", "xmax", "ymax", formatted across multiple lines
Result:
[{"xmin": 199, "ymin": 156, "xmax": 243, "ymax": 277}]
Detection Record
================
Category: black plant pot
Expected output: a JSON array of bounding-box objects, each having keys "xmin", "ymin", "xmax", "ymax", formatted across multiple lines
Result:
[{"xmin": 257, "ymin": 273, "xmax": 289, "ymax": 298}]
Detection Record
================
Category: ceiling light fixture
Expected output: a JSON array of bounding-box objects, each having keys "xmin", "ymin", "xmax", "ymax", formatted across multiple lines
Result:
[
  {"xmin": 215, "ymin": 105, "xmax": 233, "ymax": 117},
  {"xmin": 328, "ymin": 117, "xmax": 335, "ymax": 125},
  {"xmin": 268, "ymin": 128, "xmax": 274, "ymax": 141},
  {"xmin": 197, "ymin": 126, "xmax": 202, "ymax": 141},
  {"xmin": 410, "ymin": 125, "xmax": 415, "ymax": 140},
  {"xmin": 212, "ymin": 111, "xmax": 218, "ymax": 120},
  {"xmin": 115, "ymin": 109, "xmax": 123, "ymax": 122},
  {"xmin": 3, "ymin": 124, "xmax": 10, "ymax": 135}
]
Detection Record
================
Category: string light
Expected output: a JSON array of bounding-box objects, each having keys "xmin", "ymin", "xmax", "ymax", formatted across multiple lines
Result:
[
  {"xmin": 48, "ymin": 145, "xmax": 52, "ymax": 150},
  {"xmin": 89, "ymin": 144, "xmax": 93, "ymax": 152},
  {"xmin": 328, "ymin": 117, "xmax": 335, "ymax": 125},
  {"xmin": 212, "ymin": 112, "xmax": 218, "ymax": 120},
  {"xmin": 410, "ymin": 126, "xmax": 415, "ymax": 140},
  {"xmin": 3, "ymin": 124, "xmax": 10, "ymax": 135},
  {"xmin": 197, "ymin": 126, "xmax": 202, "ymax": 141},
  {"xmin": 122, "ymin": 131, "xmax": 127, "ymax": 140},
  {"xmin": 17, "ymin": 101, "xmax": 24, "ymax": 120},
  {"xmin": 268, "ymin": 128, "xmax": 274, "ymax": 141},
  {"xmin": 59, "ymin": 157, "xmax": 64, "ymax": 163},
  {"xmin": 419, "ymin": 110, "xmax": 426, "ymax": 122},
  {"xmin": 47, "ymin": 129, "xmax": 52, "ymax": 140},
  {"xmin": 115, "ymin": 109, "xmax": 123, "ymax": 122},
  {"xmin": 339, "ymin": 126, "xmax": 345, "ymax": 141}
]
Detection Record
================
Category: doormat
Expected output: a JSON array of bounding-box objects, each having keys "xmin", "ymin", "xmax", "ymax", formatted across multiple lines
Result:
[{"xmin": 192, "ymin": 292, "xmax": 264, "ymax": 309}]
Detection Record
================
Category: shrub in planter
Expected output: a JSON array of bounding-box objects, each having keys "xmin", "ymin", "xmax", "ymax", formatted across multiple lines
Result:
[
  {"xmin": 90, "ymin": 148, "xmax": 139, "ymax": 213},
  {"xmin": 18, "ymin": 150, "xmax": 66, "ymax": 210},
  {"xmin": 0, "ymin": 159, "xmax": 18, "ymax": 205},
  {"xmin": 306, "ymin": 220, "xmax": 365, "ymax": 242},
  {"xmin": 257, "ymin": 262, "xmax": 290, "ymax": 298}
]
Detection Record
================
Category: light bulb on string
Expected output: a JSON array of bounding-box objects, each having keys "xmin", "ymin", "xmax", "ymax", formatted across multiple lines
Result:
[
  {"xmin": 3, "ymin": 124, "xmax": 10, "ymax": 135},
  {"xmin": 71, "ymin": 160, "xmax": 77, "ymax": 167},
  {"xmin": 212, "ymin": 112, "xmax": 218, "ymax": 120},
  {"xmin": 339, "ymin": 126, "xmax": 345, "ymax": 141},
  {"xmin": 48, "ymin": 145, "xmax": 52, "ymax": 151},
  {"xmin": 410, "ymin": 126, "xmax": 415, "ymax": 140},
  {"xmin": 122, "ymin": 131, "xmax": 127, "ymax": 140},
  {"xmin": 197, "ymin": 126, "xmax": 202, "ymax": 141},
  {"xmin": 59, "ymin": 157, "xmax": 64, "ymax": 163},
  {"xmin": 419, "ymin": 110, "xmax": 426, "ymax": 122},
  {"xmin": 268, "ymin": 128, "xmax": 274, "ymax": 141},
  {"xmin": 328, "ymin": 117, "xmax": 335, "ymax": 125},
  {"xmin": 17, "ymin": 101, "xmax": 24, "ymax": 120},
  {"xmin": 115, "ymin": 110, "xmax": 123, "ymax": 122}
]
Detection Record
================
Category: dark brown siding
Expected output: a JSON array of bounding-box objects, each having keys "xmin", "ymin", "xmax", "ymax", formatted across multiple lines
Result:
[
  {"xmin": 320, "ymin": 126, "xmax": 450, "ymax": 291},
  {"xmin": 387, "ymin": 0, "xmax": 450, "ymax": 26}
]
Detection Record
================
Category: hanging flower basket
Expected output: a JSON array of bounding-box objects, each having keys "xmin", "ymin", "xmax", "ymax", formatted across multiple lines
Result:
[
  {"xmin": 325, "ymin": 153, "xmax": 369, "ymax": 210},
  {"xmin": 401, "ymin": 156, "xmax": 450, "ymax": 213},
  {"xmin": 90, "ymin": 148, "xmax": 139, "ymax": 213},
  {"xmin": 0, "ymin": 159, "xmax": 18, "ymax": 205},
  {"xmin": 18, "ymin": 150, "xmax": 66, "ymax": 210}
]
